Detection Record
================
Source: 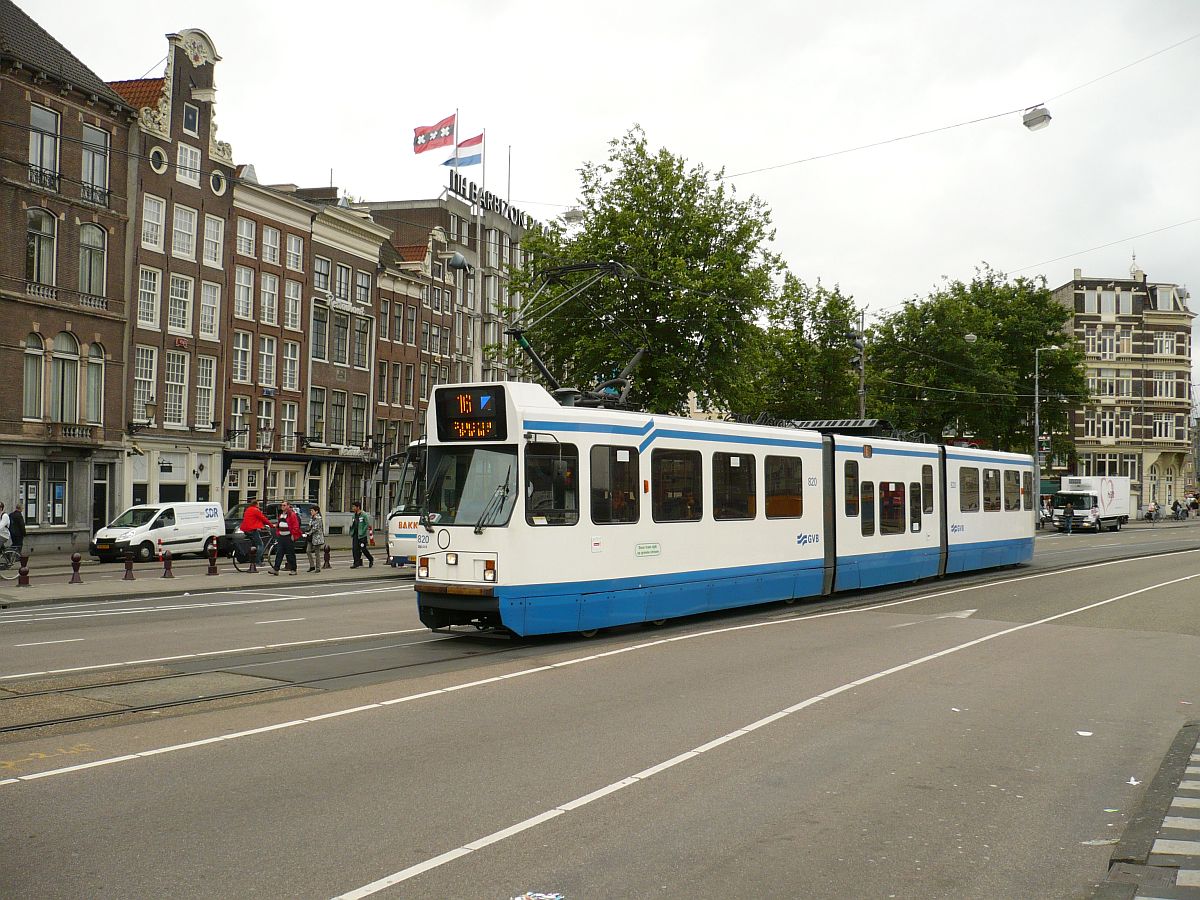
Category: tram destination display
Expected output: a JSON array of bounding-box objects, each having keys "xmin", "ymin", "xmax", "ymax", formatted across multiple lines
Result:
[{"xmin": 435, "ymin": 386, "xmax": 508, "ymax": 441}]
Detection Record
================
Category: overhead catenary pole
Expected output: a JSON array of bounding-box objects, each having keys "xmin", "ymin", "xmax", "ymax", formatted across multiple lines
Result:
[{"xmin": 858, "ymin": 309, "xmax": 866, "ymax": 419}]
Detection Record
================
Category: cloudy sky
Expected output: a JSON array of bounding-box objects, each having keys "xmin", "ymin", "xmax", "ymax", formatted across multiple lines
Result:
[{"xmin": 27, "ymin": 0, "xmax": 1200, "ymax": 376}]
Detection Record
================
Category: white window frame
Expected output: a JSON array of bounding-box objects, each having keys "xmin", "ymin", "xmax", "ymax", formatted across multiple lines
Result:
[
  {"xmin": 234, "ymin": 266, "xmax": 254, "ymax": 320},
  {"xmin": 237, "ymin": 218, "xmax": 256, "ymax": 257},
  {"xmin": 203, "ymin": 215, "xmax": 224, "ymax": 268},
  {"xmin": 314, "ymin": 256, "xmax": 331, "ymax": 292},
  {"xmin": 284, "ymin": 280, "xmax": 302, "ymax": 330},
  {"xmin": 282, "ymin": 340, "xmax": 300, "ymax": 391},
  {"xmin": 176, "ymin": 143, "xmax": 201, "ymax": 187},
  {"xmin": 172, "ymin": 204, "xmax": 197, "ymax": 260},
  {"xmin": 163, "ymin": 350, "xmax": 189, "ymax": 427},
  {"xmin": 134, "ymin": 345, "xmax": 157, "ymax": 411},
  {"xmin": 199, "ymin": 281, "xmax": 221, "ymax": 341},
  {"xmin": 137, "ymin": 266, "xmax": 161, "ymax": 329},
  {"xmin": 262, "ymin": 226, "xmax": 281, "ymax": 264},
  {"xmin": 167, "ymin": 274, "xmax": 193, "ymax": 335},
  {"xmin": 286, "ymin": 234, "xmax": 304, "ymax": 271},
  {"xmin": 182, "ymin": 102, "xmax": 200, "ymax": 138},
  {"xmin": 232, "ymin": 331, "xmax": 252, "ymax": 383},
  {"xmin": 141, "ymin": 194, "xmax": 166, "ymax": 251},
  {"xmin": 258, "ymin": 335, "xmax": 277, "ymax": 387},
  {"xmin": 260, "ymin": 272, "xmax": 279, "ymax": 326},
  {"xmin": 195, "ymin": 355, "xmax": 216, "ymax": 428}
]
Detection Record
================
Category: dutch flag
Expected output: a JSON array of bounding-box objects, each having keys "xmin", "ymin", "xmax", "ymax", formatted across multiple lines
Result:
[{"xmin": 442, "ymin": 133, "xmax": 484, "ymax": 167}]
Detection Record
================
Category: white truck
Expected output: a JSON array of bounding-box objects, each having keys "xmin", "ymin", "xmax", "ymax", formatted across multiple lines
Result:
[{"xmin": 1050, "ymin": 475, "xmax": 1131, "ymax": 533}]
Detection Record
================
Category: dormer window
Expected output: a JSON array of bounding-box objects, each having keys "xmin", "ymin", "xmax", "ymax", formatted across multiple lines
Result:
[{"xmin": 183, "ymin": 103, "xmax": 200, "ymax": 138}]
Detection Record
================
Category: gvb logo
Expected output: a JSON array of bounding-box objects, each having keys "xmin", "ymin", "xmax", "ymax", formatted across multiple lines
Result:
[{"xmin": 796, "ymin": 533, "xmax": 820, "ymax": 545}]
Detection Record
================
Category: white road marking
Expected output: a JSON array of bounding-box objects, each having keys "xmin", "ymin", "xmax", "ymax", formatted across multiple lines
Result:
[
  {"xmin": 331, "ymin": 565, "xmax": 1200, "ymax": 897},
  {"xmin": 3, "ymin": 550, "xmax": 1194, "ymax": 826},
  {"xmin": 256, "ymin": 618, "xmax": 306, "ymax": 625},
  {"xmin": 13, "ymin": 638, "xmax": 85, "ymax": 647},
  {"xmin": 1164, "ymin": 817, "xmax": 1200, "ymax": 831},
  {"xmin": 937, "ymin": 609, "xmax": 977, "ymax": 619},
  {"xmin": 0, "ymin": 628, "xmax": 429, "ymax": 680}
]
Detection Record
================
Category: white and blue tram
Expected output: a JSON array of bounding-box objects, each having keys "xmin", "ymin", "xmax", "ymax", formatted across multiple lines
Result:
[{"xmin": 415, "ymin": 383, "xmax": 1035, "ymax": 637}]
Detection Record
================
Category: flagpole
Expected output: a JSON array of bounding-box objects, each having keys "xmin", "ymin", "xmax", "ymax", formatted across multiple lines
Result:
[
  {"xmin": 507, "ymin": 144, "xmax": 511, "ymax": 206},
  {"xmin": 453, "ymin": 108, "xmax": 459, "ymax": 169}
]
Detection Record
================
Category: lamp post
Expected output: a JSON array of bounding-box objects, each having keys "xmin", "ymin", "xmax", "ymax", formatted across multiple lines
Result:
[{"xmin": 1033, "ymin": 345, "xmax": 1059, "ymax": 524}]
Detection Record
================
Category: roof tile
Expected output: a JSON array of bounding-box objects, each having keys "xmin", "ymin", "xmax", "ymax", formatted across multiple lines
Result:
[{"xmin": 108, "ymin": 77, "xmax": 164, "ymax": 111}]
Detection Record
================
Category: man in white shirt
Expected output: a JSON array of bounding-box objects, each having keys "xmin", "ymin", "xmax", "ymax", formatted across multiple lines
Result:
[{"xmin": 0, "ymin": 503, "xmax": 11, "ymax": 550}]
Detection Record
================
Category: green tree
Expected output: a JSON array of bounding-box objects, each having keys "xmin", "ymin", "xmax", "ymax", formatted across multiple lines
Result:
[
  {"xmin": 756, "ymin": 274, "xmax": 862, "ymax": 420},
  {"xmin": 509, "ymin": 126, "xmax": 782, "ymax": 414},
  {"xmin": 867, "ymin": 265, "xmax": 1087, "ymax": 451}
]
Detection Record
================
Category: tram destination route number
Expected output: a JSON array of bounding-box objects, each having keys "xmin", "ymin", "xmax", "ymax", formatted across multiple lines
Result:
[{"xmin": 435, "ymin": 386, "xmax": 508, "ymax": 442}]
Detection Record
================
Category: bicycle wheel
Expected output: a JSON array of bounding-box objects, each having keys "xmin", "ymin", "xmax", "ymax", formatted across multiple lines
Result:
[{"xmin": 0, "ymin": 548, "xmax": 20, "ymax": 580}]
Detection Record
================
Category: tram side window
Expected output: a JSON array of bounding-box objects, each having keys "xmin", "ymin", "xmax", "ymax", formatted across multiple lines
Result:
[
  {"xmin": 652, "ymin": 449, "xmax": 702, "ymax": 522},
  {"xmin": 982, "ymin": 468, "xmax": 1001, "ymax": 511},
  {"xmin": 590, "ymin": 445, "xmax": 639, "ymax": 525},
  {"xmin": 1021, "ymin": 471, "xmax": 1033, "ymax": 510},
  {"xmin": 845, "ymin": 460, "xmax": 860, "ymax": 516},
  {"xmin": 713, "ymin": 452, "xmax": 756, "ymax": 520},
  {"xmin": 960, "ymin": 467, "xmax": 980, "ymax": 512},
  {"xmin": 1003, "ymin": 470, "xmax": 1022, "ymax": 511},
  {"xmin": 524, "ymin": 442, "xmax": 579, "ymax": 526},
  {"xmin": 765, "ymin": 456, "xmax": 803, "ymax": 518},
  {"xmin": 861, "ymin": 481, "xmax": 875, "ymax": 536},
  {"xmin": 879, "ymin": 482, "xmax": 905, "ymax": 535},
  {"xmin": 922, "ymin": 464, "xmax": 934, "ymax": 515},
  {"xmin": 910, "ymin": 482, "xmax": 921, "ymax": 532}
]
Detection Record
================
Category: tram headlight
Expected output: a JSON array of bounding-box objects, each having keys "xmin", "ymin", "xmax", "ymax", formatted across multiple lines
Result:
[
  {"xmin": 484, "ymin": 559, "xmax": 496, "ymax": 582},
  {"xmin": 418, "ymin": 556, "xmax": 430, "ymax": 578},
  {"xmin": 446, "ymin": 552, "xmax": 458, "ymax": 566}
]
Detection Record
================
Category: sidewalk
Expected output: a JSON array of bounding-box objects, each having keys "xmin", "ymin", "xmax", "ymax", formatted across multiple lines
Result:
[{"xmin": 0, "ymin": 539, "xmax": 410, "ymax": 610}]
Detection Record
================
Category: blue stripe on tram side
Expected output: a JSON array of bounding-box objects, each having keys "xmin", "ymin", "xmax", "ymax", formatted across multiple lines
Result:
[
  {"xmin": 494, "ymin": 559, "xmax": 828, "ymax": 637},
  {"xmin": 944, "ymin": 536, "xmax": 1034, "ymax": 573}
]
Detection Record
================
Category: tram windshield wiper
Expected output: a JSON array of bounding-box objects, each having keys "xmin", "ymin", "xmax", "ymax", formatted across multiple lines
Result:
[{"xmin": 474, "ymin": 465, "xmax": 512, "ymax": 535}]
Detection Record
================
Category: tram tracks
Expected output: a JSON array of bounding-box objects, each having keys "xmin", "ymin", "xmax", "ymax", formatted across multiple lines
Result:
[{"xmin": 0, "ymin": 632, "xmax": 525, "ymax": 737}]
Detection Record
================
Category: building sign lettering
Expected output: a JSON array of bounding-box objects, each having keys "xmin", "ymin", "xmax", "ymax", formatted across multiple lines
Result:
[{"xmin": 449, "ymin": 172, "xmax": 536, "ymax": 229}]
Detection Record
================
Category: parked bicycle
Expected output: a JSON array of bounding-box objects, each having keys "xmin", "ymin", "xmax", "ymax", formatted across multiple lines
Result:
[{"xmin": 0, "ymin": 546, "xmax": 21, "ymax": 580}]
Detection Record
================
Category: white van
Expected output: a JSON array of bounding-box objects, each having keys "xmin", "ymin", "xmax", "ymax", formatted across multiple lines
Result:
[{"xmin": 91, "ymin": 502, "xmax": 224, "ymax": 562}]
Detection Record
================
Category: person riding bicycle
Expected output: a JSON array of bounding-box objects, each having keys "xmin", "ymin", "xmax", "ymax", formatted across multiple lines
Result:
[{"xmin": 239, "ymin": 499, "xmax": 271, "ymax": 564}]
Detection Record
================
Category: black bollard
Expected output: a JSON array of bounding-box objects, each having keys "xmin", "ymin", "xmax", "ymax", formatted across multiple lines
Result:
[
  {"xmin": 161, "ymin": 548, "xmax": 174, "ymax": 578},
  {"xmin": 322, "ymin": 544, "xmax": 332, "ymax": 570},
  {"xmin": 207, "ymin": 543, "xmax": 220, "ymax": 576},
  {"xmin": 69, "ymin": 552, "xmax": 83, "ymax": 584},
  {"xmin": 123, "ymin": 551, "xmax": 135, "ymax": 581}
]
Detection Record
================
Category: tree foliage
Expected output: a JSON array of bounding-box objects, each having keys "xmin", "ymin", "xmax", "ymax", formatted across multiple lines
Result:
[
  {"xmin": 866, "ymin": 266, "xmax": 1087, "ymax": 451},
  {"xmin": 755, "ymin": 275, "xmax": 862, "ymax": 420},
  {"xmin": 509, "ymin": 126, "xmax": 782, "ymax": 414}
]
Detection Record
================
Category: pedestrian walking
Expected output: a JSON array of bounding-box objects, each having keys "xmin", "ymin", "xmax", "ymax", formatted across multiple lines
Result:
[
  {"xmin": 269, "ymin": 501, "xmax": 300, "ymax": 575},
  {"xmin": 350, "ymin": 501, "xmax": 373, "ymax": 568},
  {"xmin": 9, "ymin": 503, "xmax": 26, "ymax": 555},
  {"xmin": 305, "ymin": 506, "xmax": 325, "ymax": 572},
  {"xmin": 239, "ymin": 498, "xmax": 271, "ymax": 564},
  {"xmin": 1063, "ymin": 501, "xmax": 1074, "ymax": 535},
  {"xmin": 0, "ymin": 502, "xmax": 11, "ymax": 551}
]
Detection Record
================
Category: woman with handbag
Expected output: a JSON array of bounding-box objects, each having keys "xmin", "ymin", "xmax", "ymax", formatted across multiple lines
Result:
[{"xmin": 305, "ymin": 506, "xmax": 326, "ymax": 573}]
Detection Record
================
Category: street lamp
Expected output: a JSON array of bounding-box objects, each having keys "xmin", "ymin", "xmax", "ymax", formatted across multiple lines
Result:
[
  {"xmin": 1033, "ymin": 345, "xmax": 1060, "ymax": 523},
  {"xmin": 1022, "ymin": 105, "xmax": 1052, "ymax": 132}
]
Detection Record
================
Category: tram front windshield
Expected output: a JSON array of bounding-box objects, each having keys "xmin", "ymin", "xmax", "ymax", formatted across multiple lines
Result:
[
  {"xmin": 426, "ymin": 446, "xmax": 518, "ymax": 527},
  {"xmin": 392, "ymin": 446, "xmax": 427, "ymax": 515}
]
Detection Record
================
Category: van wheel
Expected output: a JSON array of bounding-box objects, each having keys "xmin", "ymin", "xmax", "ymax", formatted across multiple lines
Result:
[
  {"xmin": 199, "ymin": 536, "xmax": 216, "ymax": 558},
  {"xmin": 135, "ymin": 541, "xmax": 155, "ymax": 563}
]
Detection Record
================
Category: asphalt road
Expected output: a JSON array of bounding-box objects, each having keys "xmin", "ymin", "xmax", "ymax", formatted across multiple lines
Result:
[{"xmin": 2, "ymin": 526, "xmax": 1199, "ymax": 899}]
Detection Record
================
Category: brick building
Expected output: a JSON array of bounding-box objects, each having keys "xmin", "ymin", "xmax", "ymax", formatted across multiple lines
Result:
[{"xmin": 0, "ymin": 0, "xmax": 136, "ymax": 551}]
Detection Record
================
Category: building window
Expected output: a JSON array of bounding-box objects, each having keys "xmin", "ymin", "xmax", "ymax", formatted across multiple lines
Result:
[
  {"xmin": 237, "ymin": 218, "xmax": 256, "ymax": 256},
  {"xmin": 330, "ymin": 391, "xmax": 347, "ymax": 444},
  {"xmin": 377, "ymin": 362, "xmax": 389, "ymax": 404},
  {"xmin": 136, "ymin": 270, "xmax": 157, "ymax": 333},
  {"xmin": 29, "ymin": 104, "xmax": 60, "ymax": 190},
  {"xmin": 312, "ymin": 303, "xmax": 329, "ymax": 360},
  {"xmin": 393, "ymin": 303, "xmax": 403, "ymax": 343},
  {"xmin": 258, "ymin": 335, "xmax": 276, "ymax": 386},
  {"xmin": 177, "ymin": 143, "xmax": 201, "ymax": 186},
  {"xmin": 195, "ymin": 356, "xmax": 216, "ymax": 428},
  {"xmin": 260, "ymin": 272, "xmax": 279, "ymax": 325},
  {"xmin": 141, "ymin": 194, "xmax": 165, "ymax": 251},
  {"xmin": 355, "ymin": 270, "xmax": 371, "ymax": 304},
  {"xmin": 49, "ymin": 332, "xmax": 80, "ymax": 424},
  {"xmin": 309, "ymin": 388, "xmax": 326, "ymax": 443},
  {"xmin": 1154, "ymin": 414, "xmax": 1173, "ymax": 439},
  {"xmin": 350, "ymin": 394, "xmax": 367, "ymax": 445},
  {"xmin": 199, "ymin": 282, "xmax": 221, "ymax": 340},
  {"xmin": 314, "ymin": 256, "xmax": 331, "ymax": 292},
  {"xmin": 281, "ymin": 402, "xmax": 298, "ymax": 452},
  {"xmin": 262, "ymin": 226, "xmax": 280, "ymax": 264},
  {"xmin": 284, "ymin": 280, "xmax": 302, "ymax": 329},
  {"xmin": 21, "ymin": 461, "xmax": 69, "ymax": 526},
  {"xmin": 23, "ymin": 333, "xmax": 44, "ymax": 420},
  {"xmin": 353, "ymin": 316, "xmax": 370, "ymax": 368},
  {"xmin": 167, "ymin": 274, "xmax": 193, "ymax": 334},
  {"xmin": 335, "ymin": 264, "xmax": 351, "ymax": 301},
  {"xmin": 229, "ymin": 396, "xmax": 250, "ymax": 450},
  {"xmin": 81, "ymin": 124, "xmax": 109, "ymax": 205},
  {"xmin": 232, "ymin": 331, "xmax": 251, "ymax": 383},
  {"xmin": 333, "ymin": 312, "xmax": 350, "ymax": 365},
  {"xmin": 257, "ymin": 398, "xmax": 275, "ymax": 451},
  {"xmin": 26, "ymin": 208, "xmax": 56, "ymax": 286},
  {"xmin": 286, "ymin": 234, "xmax": 304, "ymax": 271},
  {"xmin": 391, "ymin": 363, "xmax": 401, "ymax": 407},
  {"xmin": 164, "ymin": 350, "xmax": 188, "ymax": 426},
  {"xmin": 1100, "ymin": 409, "xmax": 1115, "ymax": 438},
  {"xmin": 78, "ymin": 224, "xmax": 106, "ymax": 297},
  {"xmin": 172, "ymin": 204, "xmax": 197, "ymax": 260},
  {"xmin": 134, "ymin": 346, "xmax": 157, "ymax": 412},
  {"xmin": 85, "ymin": 344, "xmax": 104, "ymax": 425},
  {"xmin": 182, "ymin": 102, "xmax": 200, "ymax": 137},
  {"xmin": 203, "ymin": 215, "xmax": 224, "ymax": 267},
  {"xmin": 404, "ymin": 364, "xmax": 414, "ymax": 405},
  {"xmin": 234, "ymin": 266, "xmax": 254, "ymax": 319},
  {"xmin": 282, "ymin": 340, "xmax": 299, "ymax": 390},
  {"xmin": 1153, "ymin": 371, "xmax": 1175, "ymax": 398},
  {"xmin": 406, "ymin": 305, "xmax": 417, "ymax": 345}
]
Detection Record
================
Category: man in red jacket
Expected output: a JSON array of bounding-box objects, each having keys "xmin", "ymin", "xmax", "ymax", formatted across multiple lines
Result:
[
  {"xmin": 269, "ymin": 501, "xmax": 301, "ymax": 575},
  {"xmin": 239, "ymin": 499, "xmax": 271, "ymax": 565}
]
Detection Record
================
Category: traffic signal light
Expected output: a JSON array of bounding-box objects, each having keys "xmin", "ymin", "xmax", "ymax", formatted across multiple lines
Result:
[
  {"xmin": 1038, "ymin": 434, "xmax": 1051, "ymax": 453},
  {"xmin": 848, "ymin": 333, "xmax": 865, "ymax": 373}
]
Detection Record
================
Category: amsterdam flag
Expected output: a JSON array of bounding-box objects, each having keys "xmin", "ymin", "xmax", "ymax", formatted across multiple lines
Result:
[{"xmin": 413, "ymin": 114, "xmax": 455, "ymax": 154}]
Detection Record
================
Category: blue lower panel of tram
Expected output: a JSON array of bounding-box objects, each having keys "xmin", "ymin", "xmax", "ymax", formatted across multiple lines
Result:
[
  {"xmin": 833, "ymin": 546, "xmax": 942, "ymax": 592},
  {"xmin": 944, "ymin": 537, "xmax": 1034, "ymax": 574}
]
